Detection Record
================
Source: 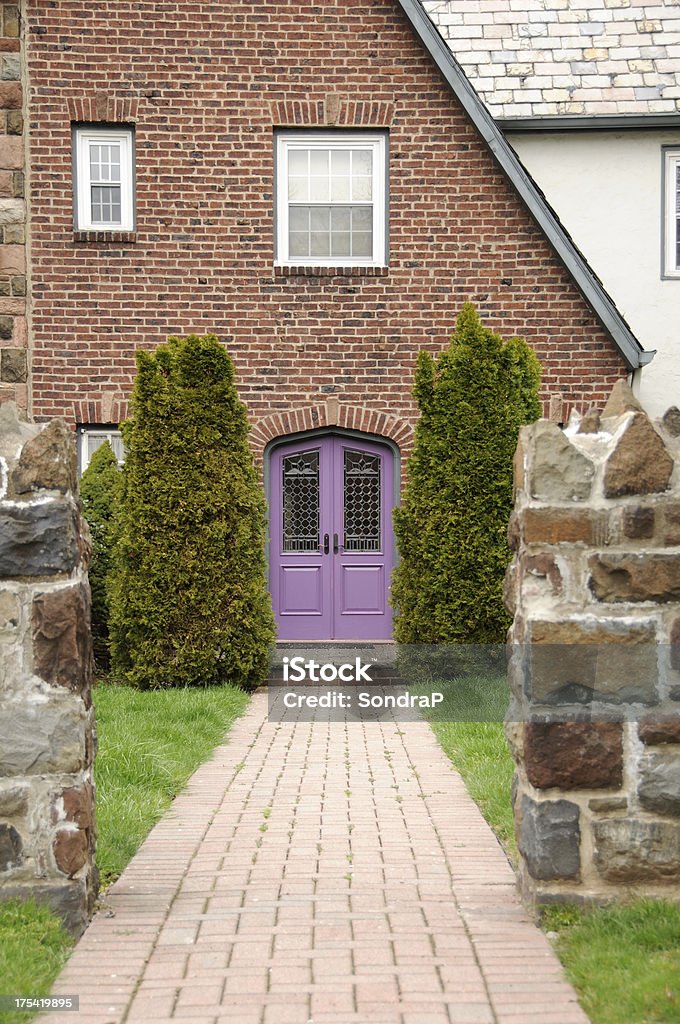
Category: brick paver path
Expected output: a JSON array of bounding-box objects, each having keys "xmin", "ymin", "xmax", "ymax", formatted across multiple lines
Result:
[{"xmin": 40, "ymin": 692, "xmax": 589, "ymax": 1024}]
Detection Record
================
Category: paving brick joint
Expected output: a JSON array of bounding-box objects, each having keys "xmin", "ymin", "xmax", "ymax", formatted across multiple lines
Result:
[{"xmin": 38, "ymin": 692, "xmax": 590, "ymax": 1024}]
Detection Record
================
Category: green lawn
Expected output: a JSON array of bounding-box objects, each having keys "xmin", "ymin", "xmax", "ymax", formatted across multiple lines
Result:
[
  {"xmin": 429, "ymin": 717, "xmax": 517, "ymax": 862},
  {"xmin": 0, "ymin": 681, "xmax": 250, "ymax": 1018},
  {"xmin": 0, "ymin": 901, "xmax": 74, "ymax": 1024},
  {"xmin": 94, "ymin": 681, "xmax": 250, "ymax": 886},
  {"xmin": 424, "ymin": 683, "xmax": 680, "ymax": 1024},
  {"xmin": 544, "ymin": 902, "xmax": 680, "ymax": 1024}
]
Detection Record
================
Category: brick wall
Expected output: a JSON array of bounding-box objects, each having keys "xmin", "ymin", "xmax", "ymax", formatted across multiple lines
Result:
[
  {"xmin": 24, "ymin": 0, "xmax": 627, "ymax": 442},
  {"xmin": 0, "ymin": 3, "xmax": 27, "ymax": 414}
]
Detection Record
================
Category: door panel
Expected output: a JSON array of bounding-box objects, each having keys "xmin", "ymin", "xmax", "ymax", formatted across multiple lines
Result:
[
  {"xmin": 270, "ymin": 435, "xmax": 394, "ymax": 640},
  {"xmin": 340, "ymin": 565, "xmax": 385, "ymax": 615}
]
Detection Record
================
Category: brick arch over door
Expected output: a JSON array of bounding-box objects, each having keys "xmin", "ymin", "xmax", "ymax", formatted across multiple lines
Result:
[{"xmin": 250, "ymin": 402, "xmax": 414, "ymax": 466}]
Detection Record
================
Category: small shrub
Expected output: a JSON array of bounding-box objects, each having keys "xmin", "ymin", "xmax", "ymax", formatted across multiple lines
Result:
[
  {"xmin": 80, "ymin": 441, "xmax": 121, "ymax": 670},
  {"xmin": 392, "ymin": 303, "xmax": 541, "ymax": 644},
  {"xmin": 109, "ymin": 333, "xmax": 275, "ymax": 689}
]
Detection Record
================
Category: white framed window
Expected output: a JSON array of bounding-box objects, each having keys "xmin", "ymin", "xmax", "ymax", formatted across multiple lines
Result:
[
  {"xmin": 78, "ymin": 427, "xmax": 125, "ymax": 475},
  {"xmin": 663, "ymin": 148, "xmax": 680, "ymax": 278},
  {"xmin": 275, "ymin": 132, "xmax": 387, "ymax": 268},
  {"xmin": 74, "ymin": 127, "xmax": 135, "ymax": 232}
]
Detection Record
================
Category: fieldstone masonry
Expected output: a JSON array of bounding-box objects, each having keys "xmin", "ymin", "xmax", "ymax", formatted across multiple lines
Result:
[
  {"xmin": 0, "ymin": 403, "xmax": 97, "ymax": 935},
  {"xmin": 0, "ymin": 3, "xmax": 27, "ymax": 414},
  {"xmin": 506, "ymin": 380, "xmax": 680, "ymax": 903}
]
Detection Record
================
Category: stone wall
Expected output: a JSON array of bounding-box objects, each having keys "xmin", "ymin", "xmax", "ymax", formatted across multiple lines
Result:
[
  {"xmin": 506, "ymin": 380, "xmax": 680, "ymax": 903},
  {"xmin": 0, "ymin": 3, "xmax": 28, "ymax": 413},
  {"xmin": 0, "ymin": 403, "xmax": 97, "ymax": 935}
]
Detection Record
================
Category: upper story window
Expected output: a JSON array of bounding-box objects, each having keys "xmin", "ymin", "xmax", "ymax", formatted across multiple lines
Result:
[
  {"xmin": 78, "ymin": 427, "xmax": 124, "ymax": 475},
  {"xmin": 74, "ymin": 126, "xmax": 135, "ymax": 232},
  {"xmin": 275, "ymin": 132, "xmax": 387, "ymax": 268},
  {"xmin": 664, "ymin": 149, "xmax": 680, "ymax": 279}
]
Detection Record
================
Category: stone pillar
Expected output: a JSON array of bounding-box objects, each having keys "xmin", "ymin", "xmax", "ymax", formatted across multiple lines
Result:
[
  {"xmin": 0, "ymin": 2, "xmax": 28, "ymax": 414},
  {"xmin": 0, "ymin": 403, "xmax": 97, "ymax": 935},
  {"xmin": 506, "ymin": 381, "xmax": 680, "ymax": 903}
]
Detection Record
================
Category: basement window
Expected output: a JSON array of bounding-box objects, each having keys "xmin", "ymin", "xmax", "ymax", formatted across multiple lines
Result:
[
  {"xmin": 663, "ymin": 148, "xmax": 680, "ymax": 278},
  {"xmin": 73, "ymin": 126, "xmax": 135, "ymax": 232},
  {"xmin": 78, "ymin": 427, "xmax": 125, "ymax": 475},
  {"xmin": 275, "ymin": 132, "xmax": 387, "ymax": 268}
]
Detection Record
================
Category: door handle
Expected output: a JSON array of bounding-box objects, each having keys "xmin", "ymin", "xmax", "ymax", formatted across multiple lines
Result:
[
  {"xmin": 333, "ymin": 533, "xmax": 339, "ymax": 554},
  {"xmin": 323, "ymin": 533, "xmax": 329, "ymax": 555}
]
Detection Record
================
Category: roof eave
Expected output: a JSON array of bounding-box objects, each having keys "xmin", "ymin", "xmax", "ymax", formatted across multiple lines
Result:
[
  {"xmin": 499, "ymin": 113, "xmax": 680, "ymax": 132},
  {"xmin": 396, "ymin": 0, "xmax": 652, "ymax": 372}
]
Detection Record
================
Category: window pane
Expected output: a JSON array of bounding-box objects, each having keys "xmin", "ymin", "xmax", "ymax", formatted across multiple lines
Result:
[
  {"xmin": 289, "ymin": 231, "xmax": 309, "ymax": 258},
  {"xmin": 91, "ymin": 185, "xmax": 122, "ymax": 224},
  {"xmin": 351, "ymin": 231, "xmax": 373, "ymax": 257},
  {"xmin": 310, "ymin": 150, "xmax": 329, "ymax": 175},
  {"xmin": 289, "ymin": 150, "xmax": 308, "ymax": 176},
  {"xmin": 282, "ymin": 451, "xmax": 320, "ymax": 553},
  {"xmin": 352, "ymin": 207, "xmax": 372, "ymax": 230},
  {"xmin": 309, "ymin": 175, "xmax": 330, "ymax": 201},
  {"xmin": 353, "ymin": 150, "xmax": 372, "ymax": 176},
  {"xmin": 330, "ymin": 150, "xmax": 351, "ymax": 201},
  {"xmin": 90, "ymin": 143, "xmax": 121, "ymax": 184},
  {"xmin": 310, "ymin": 207, "xmax": 330, "ymax": 231},
  {"xmin": 288, "ymin": 176, "xmax": 308, "ymax": 201},
  {"xmin": 331, "ymin": 207, "xmax": 351, "ymax": 231},
  {"xmin": 331, "ymin": 176, "xmax": 350, "ymax": 201},
  {"xmin": 310, "ymin": 232, "xmax": 330, "ymax": 256},
  {"xmin": 110, "ymin": 436, "xmax": 125, "ymax": 463},
  {"xmin": 87, "ymin": 435, "xmax": 104, "ymax": 460},
  {"xmin": 331, "ymin": 232, "xmax": 351, "ymax": 257},
  {"xmin": 352, "ymin": 176, "xmax": 372, "ymax": 201},
  {"xmin": 289, "ymin": 207, "xmax": 309, "ymax": 231},
  {"xmin": 331, "ymin": 150, "xmax": 350, "ymax": 174}
]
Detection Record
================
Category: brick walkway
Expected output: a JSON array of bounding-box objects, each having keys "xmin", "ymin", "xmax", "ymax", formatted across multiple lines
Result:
[{"xmin": 39, "ymin": 692, "xmax": 589, "ymax": 1024}]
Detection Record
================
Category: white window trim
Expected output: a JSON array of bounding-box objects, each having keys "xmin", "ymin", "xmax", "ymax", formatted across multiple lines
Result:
[
  {"xmin": 275, "ymin": 132, "xmax": 387, "ymax": 268},
  {"xmin": 663, "ymin": 148, "xmax": 680, "ymax": 279},
  {"xmin": 74, "ymin": 127, "xmax": 135, "ymax": 232},
  {"xmin": 78, "ymin": 427, "xmax": 125, "ymax": 475}
]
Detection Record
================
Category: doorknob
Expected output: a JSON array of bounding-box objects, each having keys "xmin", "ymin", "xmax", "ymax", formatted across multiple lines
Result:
[
  {"xmin": 323, "ymin": 533, "xmax": 330, "ymax": 555},
  {"xmin": 333, "ymin": 533, "xmax": 339, "ymax": 554}
]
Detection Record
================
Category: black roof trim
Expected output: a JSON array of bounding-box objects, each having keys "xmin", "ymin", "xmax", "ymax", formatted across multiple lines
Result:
[
  {"xmin": 500, "ymin": 113, "xmax": 680, "ymax": 133},
  {"xmin": 397, "ymin": 0, "xmax": 654, "ymax": 370}
]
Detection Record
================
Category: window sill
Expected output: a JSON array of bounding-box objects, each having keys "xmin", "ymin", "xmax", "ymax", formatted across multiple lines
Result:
[
  {"xmin": 274, "ymin": 265, "xmax": 388, "ymax": 278},
  {"xmin": 73, "ymin": 230, "xmax": 137, "ymax": 244}
]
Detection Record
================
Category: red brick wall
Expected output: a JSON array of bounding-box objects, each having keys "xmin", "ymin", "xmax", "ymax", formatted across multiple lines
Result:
[{"xmin": 25, "ymin": 0, "xmax": 627, "ymax": 439}]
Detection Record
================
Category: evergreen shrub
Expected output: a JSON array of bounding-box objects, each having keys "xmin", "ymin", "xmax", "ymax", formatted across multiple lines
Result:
[
  {"xmin": 80, "ymin": 441, "xmax": 121, "ymax": 671},
  {"xmin": 392, "ymin": 303, "xmax": 541, "ymax": 644},
  {"xmin": 109, "ymin": 333, "xmax": 275, "ymax": 689}
]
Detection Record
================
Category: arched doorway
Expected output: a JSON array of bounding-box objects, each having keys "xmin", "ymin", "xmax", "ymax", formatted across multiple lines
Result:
[{"xmin": 266, "ymin": 430, "xmax": 398, "ymax": 641}]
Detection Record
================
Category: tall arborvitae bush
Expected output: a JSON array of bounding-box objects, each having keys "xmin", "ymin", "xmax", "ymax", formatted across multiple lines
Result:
[
  {"xmin": 392, "ymin": 303, "xmax": 541, "ymax": 644},
  {"xmin": 80, "ymin": 441, "xmax": 121, "ymax": 671},
  {"xmin": 109, "ymin": 333, "xmax": 275, "ymax": 689}
]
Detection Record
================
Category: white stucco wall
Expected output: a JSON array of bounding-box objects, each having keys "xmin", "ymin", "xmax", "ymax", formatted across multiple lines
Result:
[{"xmin": 508, "ymin": 129, "xmax": 680, "ymax": 419}]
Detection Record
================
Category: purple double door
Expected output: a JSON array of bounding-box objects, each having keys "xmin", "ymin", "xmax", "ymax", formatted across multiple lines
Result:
[{"xmin": 269, "ymin": 435, "xmax": 395, "ymax": 640}]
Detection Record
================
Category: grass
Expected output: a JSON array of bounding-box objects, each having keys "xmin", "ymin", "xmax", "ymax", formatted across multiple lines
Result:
[
  {"xmin": 414, "ymin": 674, "xmax": 517, "ymax": 860},
  {"xmin": 94, "ymin": 680, "xmax": 250, "ymax": 886},
  {"xmin": 0, "ymin": 681, "xmax": 250, "ymax": 1020},
  {"xmin": 429, "ymin": 718, "xmax": 517, "ymax": 862},
  {"xmin": 543, "ymin": 901, "xmax": 680, "ymax": 1024},
  {"xmin": 421, "ymin": 674, "xmax": 680, "ymax": 1024},
  {"xmin": 0, "ymin": 900, "xmax": 74, "ymax": 1024}
]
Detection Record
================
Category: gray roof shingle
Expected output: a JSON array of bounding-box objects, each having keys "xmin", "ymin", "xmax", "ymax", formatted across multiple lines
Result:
[{"xmin": 421, "ymin": 0, "xmax": 680, "ymax": 119}]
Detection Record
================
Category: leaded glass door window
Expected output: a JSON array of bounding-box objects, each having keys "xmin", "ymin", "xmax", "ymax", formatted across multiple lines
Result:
[{"xmin": 270, "ymin": 435, "xmax": 395, "ymax": 641}]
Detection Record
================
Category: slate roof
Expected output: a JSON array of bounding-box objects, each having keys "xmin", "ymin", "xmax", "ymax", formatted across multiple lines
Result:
[
  {"xmin": 396, "ymin": 0, "xmax": 652, "ymax": 368},
  {"xmin": 421, "ymin": 0, "xmax": 680, "ymax": 120}
]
